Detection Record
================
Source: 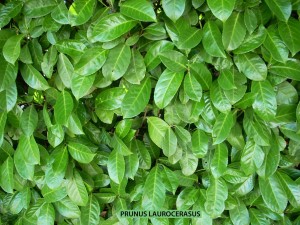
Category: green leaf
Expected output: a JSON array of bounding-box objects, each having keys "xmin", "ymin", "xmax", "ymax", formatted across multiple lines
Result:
[
  {"xmin": 211, "ymin": 143, "xmax": 228, "ymax": 178},
  {"xmin": 80, "ymin": 194, "xmax": 100, "ymax": 225},
  {"xmin": 162, "ymin": 0, "xmax": 185, "ymax": 22},
  {"xmin": 66, "ymin": 170, "xmax": 88, "ymax": 206},
  {"xmin": 0, "ymin": 111, "xmax": 7, "ymax": 146},
  {"xmin": 203, "ymin": 21, "xmax": 226, "ymax": 58},
  {"xmin": 20, "ymin": 105, "xmax": 38, "ymax": 136},
  {"xmin": 0, "ymin": 55, "xmax": 18, "ymax": 91},
  {"xmin": 0, "ymin": 2, "xmax": 23, "ymax": 28},
  {"xmin": 3, "ymin": 34, "xmax": 24, "ymax": 64},
  {"xmin": 16, "ymin": 135, "xmax": 40, "ymax": 165},
  {"xmin": 184, "ymin": 72, "xmax": 203, "ymax": 102},
  {"xmin": 54, "ymin": 197, "xmax": 81, "ymax": 219},
  {"xmin": 51, "ymin": 2, "xmax": 69, "ymax": 24},
  {"xmin": 54, "ymin": 90, "xmax": 74, "ymax": 125},
  {"xmin": 68, "ymin": 141, "xmax": 96, "ymax": 164},
  {"xmin": 207, "ymin": 0, "xmax": 236, "ymax": 21},
  {"xmin": 124, "ymin": 49, "xmax": 146, "ymax": 84},
  {"xmin": 75, "ymin": 47, "xmax": 107, "ymax": 76},
  {"xmin": 69, "ymin": 0, "xmax": 96, "ymax": 26},
  {"xmin": 252, "ymin": 80, "xmax": 277, "ymax": 121},
  {"xmin": 159, "ymin": 50, "xmax": 188, "ymax": 72},
  {"xmin": 222, "ymin": 12, "xmax": 246, "ymax": 51},
  {"xmin": 102, "ymin": 44, "xmax": 131, "ymax": 81},
  {"xmin": 147, "ymin": 117, "xmax": 169, "ymax": 148},
  {"xmin": 263, "ymin": 27, "xmax": 289, "ymax": 63},
  {"xmin": 249, "ymin": 208, "xmax": 269, "ymax": 225},
  {"xmin": 142, "ymin": 165, "xmax": 166, "ymax": 210},
  {"xmin": 14, "ymin": 145, "xmax": 35, "ymax": 180},
  {"xmin": 88, "ymin": 13, "xmax": 138, "ymax": 42},
  {"xmin": 107, "ymin": 149, "xmax": 125, "ymax": 184},
  {"xmin": 241, "ymin": 140, "xmax": 264, "ymax": 175},
  {"xmin": 121, "ymin": 77, "xmax": 151, "ymax": 118},
  {"xmin": 57, "ymin": 53, "xmax": 74, "ymax": 88},
  {"xmin": 212, "ymin": 111, "xmax": 234, "ymax": 145},
  {"xmin": 278, "ymin": 18, "xmax": 300, "ymax": 56},
  {"xmin": 71, "ymin": 74, "xmax": 95, "ymax": 100},
  {"xmin": 162, "ymin": 166, "xmax": 179, "ymax": 194},
  {"xmin": 95, "ymin": 87, "xmax": 126, "ymax": 110},
  {"xmin": 154, "ymin": 69, "xmax": 184, "ymax": 109},
  {"xmin": 55, "ymin": 40, "xmax": 86, "ymax": 58},
  {"xmin": 111, "ymin": 134, "xmax": 132, "ymax": 156},
  {"xmin": 229, "ymin": 202, "xmax": 250, "ymax": 225},
  {"xmin": 191, "ymin": 129, "xmax": 209, "ymax": 158},
  {"xmin": 234, "ymin": 53, "xmax": 267, "ymax": 81},
  {"xmin": 244, "ymin": 8, "xmax": 258, "ymax": 34},
  {"xmin": 205, "ymin": 177, "xmax": 228, "ymax": 218},
  {"xmin": 0, "ymin": 156, "xmax": 14, "ymax": 193},
  {"xmin": 45, "ymin": 146, "xmax": 69, "ymax": 189},
  {"xmin": 120, "ymin": 0, "xmax": 156, "ymax": 22},
  {"xmin": 259, "ymin": 173, "xmax": 288, "ymax": 213},
  {"xmin": 20, "ymin": 64, "xmax": 50, "ymax": 90},
  {"xmin": 23, "ymin": 0, "xmax": 56, "ymax": 18},
  {"xmin": 269, "ymin": 59, "xmax": 300, "ymax": 81},
  {"xmin": 264, "ymin": 0, "xmax": 291, "ymax": 22},
  {"xmin": 161, "ymin": 127, "xmax": 177, "ymax": 157},
  {"xmin": 42, "ymin": 185, "xmax": 68, "ymax": 203},
  {"xmin": 37, "ymin": 203, "xmax": 55, "ymax": 225},
  {"xmin": 210, "ymin": 81, "xmax": 231, "ymax": 113}
]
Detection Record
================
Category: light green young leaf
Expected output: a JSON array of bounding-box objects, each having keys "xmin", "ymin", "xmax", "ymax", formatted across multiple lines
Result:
[
  {"xmin": 66, "ymin": 170, "xmax": 89, "ymax": 206},
  {"xmin": 37, "ymin": 203, "xmax": 55, "ymax": 225},
  {"xmin": 89, "ymin": 13, "xmax": 137, "ymax": 42},
  {"xmin": 161, "ymin": 127, "xmax": 177, "ymax": 157},
  {"xmin": 207, "ymin": 0, "xmax": 236, "ymax": 21},
  {"xmin": 16, "ymin": 135, "xmax": 40, "ymax": 165},
  {"xmin": 205, "ymin": 177, "xmax": 228, "ymax": 218},
  {"xmin": 42, "ymin": 185, "xmax": 68, "ymax": 203},
  {"xmin": 241, "ymin": 140, "xmax": 264, "ymax": 175},
  {"xmin": 121, "ymin": 77, "xmax": 151, "ymax": 118},
  {"xmin": 95, "ymin": 87, "xmax": 126, "ymax": 110},
  {"xmin": 3, "ymin": 34, "xmax": 24, "ymax": 64},
  {"xmin": 54, "ymin": 197, "xmax": 81, "ymax": 218},
  {"xmin": 269, "ymin": 60, "xmax": 300, "ymax": 81},
  {"xmin": 57, "ymin": 53, "xmax": 74, "ymax": 88},
  {"xmin": 210, "ymin": 81, "xmax": 231, "ymax": 113},
  {"xmin": 212, "ymin": 111, "xmax": 234, "ymax": 145},
  {"xmin": 0, "ymin": 156, "xmax": 14, "ymax": 193},
  {"xmin": 54, "ymin": 90, "xmax": 74, "ymax": 125},
  {"xmin": 69, "ymin": 0, "xmax": 96, "ymax": 26},
  {"xmin": 107, "ymin": 149, "xmax": 125, "ymax": 184},
  {"xmin": 124, "ymin": 49, "xmax": 146, "ymax": 84},
  {"xmin": 191, "ymin": 129, "xmax": 209, "ymax": 158},
  {"xmin": 51, "ymin": 2, "xmax": 69, "ymax": 24},
  {"xmin": 154, "ymin": 69, "xmax": 184, "ymax": 109},
  {"xmin": 229, "ymin": 202, "xmax": 250, "ymax": 225},
  {"xmin": 71, "ymin": 74, "xmax": 95, "ymax": 100},
  {"xmin": 23, "ymin": 0, "xmax": 56, "ymax": 18},
  {"xmin": 68, "ymin": 141, "xmax": 96, "ymax": 164},
  {"xmin": 80, "ymin": 194, "xmax": 100, "ymax": 225},
  {"xmin": 161, "ymin": 0, "xmax": 185, "ymax": 22},
  {"xmin": 120, "ymin": 0, "xmax": 156, "ymax": 22},
  {"xmin": 147, "ymin": 117, "xmax": 169, "ymax": 148},
  {"xmin": 0, "ymin": 111, "xmax": 7, "ymax": 146},
  {"xmin": 252, "ymin": 80, "xmax": 277, "ymax": 121},
  {"xmin": 184, "ymin": 72, "xmax": 202, "ymax": 102},
  {"xmin": 211, "ymin": 143, "xmax": 228, "ymax": 178},
  {"xmin": 142, "ymin": 165, "xmax": 166, "ymax": 210},
  {"xmin": 249, "ymin": 208, "xmax": 269, "ymax": 225}
]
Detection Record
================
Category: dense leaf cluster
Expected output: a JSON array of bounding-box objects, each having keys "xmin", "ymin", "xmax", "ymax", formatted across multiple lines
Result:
[{"xmin": 1, "ymin": 0, "xmax": 300, "ymax": 224}]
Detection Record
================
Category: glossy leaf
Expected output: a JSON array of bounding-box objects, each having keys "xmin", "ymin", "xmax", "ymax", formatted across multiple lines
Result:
[
  {"xmin": 3, "ymin": 34, "xmax": 24, "ymax": 64},
  {"xmin": 120, "ymin": 0, "xmax": 156, "ymax": 22},
  {"xmin": 54, "ymin": 90, "xmax": 74, "ymax": 125},
  {"xmin": 69, "ymin": 0, "xmax": 96, "ymax": 26},
  {"xmin": 203, "ymin": 21, "xmax": 226, "ymax": 57},
  {"xmin": 207, "ymin": 0, "xmax": 236, "ymax": 21},
  {"xmin": 68, "ymin": 141, "xmax": 96, "ymax": 163}
]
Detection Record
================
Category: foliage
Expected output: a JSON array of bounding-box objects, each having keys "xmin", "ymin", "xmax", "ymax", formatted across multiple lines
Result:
[{"xmin": 0, "ymin": 0, "xmax": 300, "ymax": 224}]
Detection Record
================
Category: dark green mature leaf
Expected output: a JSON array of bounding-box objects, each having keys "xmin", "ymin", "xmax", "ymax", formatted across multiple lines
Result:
[
  {"xmin": 88, "ymin": 13, "xmax": 138, "ymax": 42},
  {"xmin": 203, "ymin": 21, "xmax": 226, "ymax": 58},
  {"xmin": 122, "ymin": 77, "xmax": 151, "ymax": 118},
  {"xmin": 207, "ymin": 0, "xmax": 236, "ymax": 21},
  {"xmin": 120, "ymin": 0, "xmax": 156, "ymax": 22},
  {"xmin": 269, "ymin": 59, "xmax": 300, "ymax": 81},
  {"xmin": 259, "ymin": 173, "xmax": 288, "ymax": 213},
  {"xmin": 3, "ymin": 34, "xmax": 24, "ymax": 64},
  {"xmin": 234, "ymin": 53, "xmax": 267, "ymax": 81},
  {"xmin": 69, "ymin": 0, "xmax": 96, "ymax": 26},
  {"xmin": 264, "ymin": 0, "xmax": 291, "ymax": 22},
  {"xmin": 20, "ymin": 64, "xmax": 50, "ymax": 90},
  {"xmin": 222, "ymin": 12, "xmax": 246, "ymax": 51},
  {"xmin": 54, "ymin": 90, "xmax": 74, "ymax": 125},
  {"xmin": 154, "ymin": 69, "xmax": 184, "ymax": 109},
  {"xmin": 159, "ymin": 50, "xmax": 188, "ymax": 72}
]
